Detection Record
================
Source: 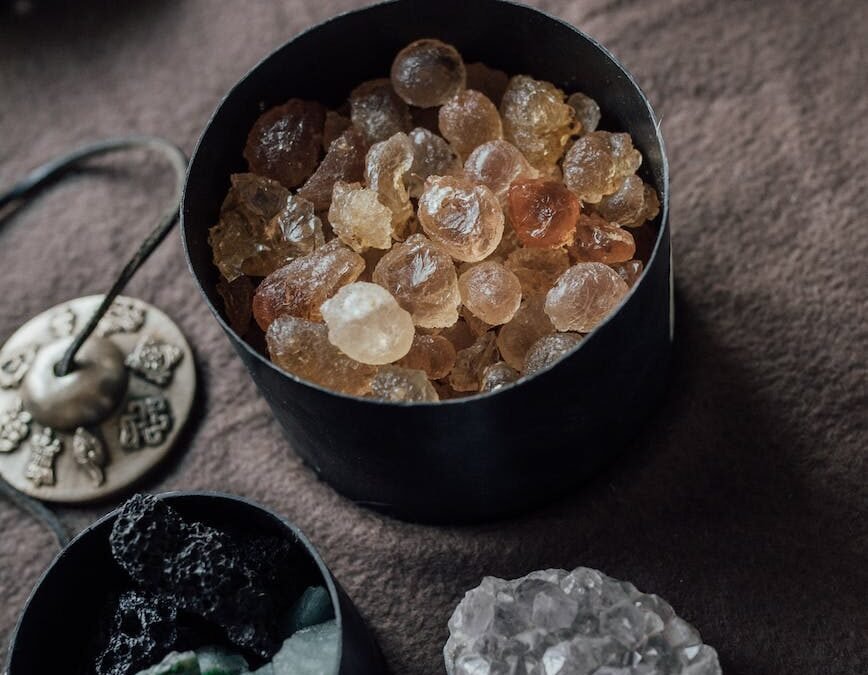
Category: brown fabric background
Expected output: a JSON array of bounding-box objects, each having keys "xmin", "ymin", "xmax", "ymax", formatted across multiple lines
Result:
[{"xmin": 1, "ymin": 0, "xmax": 866, "ymax": 673}]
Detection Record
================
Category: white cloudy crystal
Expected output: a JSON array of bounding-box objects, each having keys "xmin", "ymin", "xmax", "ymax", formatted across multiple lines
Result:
[{"xmin": 444, "ymin": 567, "xmax": 721, "ymax": 675}]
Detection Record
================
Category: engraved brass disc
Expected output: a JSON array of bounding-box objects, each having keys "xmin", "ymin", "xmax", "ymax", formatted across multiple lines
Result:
[{"xmin": 0, "ymin": 295, "xmax": 195, "ymax": 503}]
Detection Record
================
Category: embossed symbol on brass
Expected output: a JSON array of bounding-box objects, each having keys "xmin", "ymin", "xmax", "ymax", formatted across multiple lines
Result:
[
  {"xmin": 119, "ymin": 396, "xmax": 173, "ymax": 450},
  {"xmin": 125, "ymin": 336, "xmax": 184, "ymax": 387},
  {"xmin": 96, "ymin": 299, "xmax": 146, "ymax": 337},
  {"xmin": 0, "ymin": 398, "xmax": 32, "ymax": 453},
  {"xmin": 49, "ymin": 307, "xmax": 76, "ymax": 338},
  {"xmin": 72, "ymin": 427, "xmax": 107, "ymax": 486},
  {"xmin": 25, "ymin": 427, "xmax": 62, "ymax": 487},
  {"xmin": 0, "ymin": 345, "xmax": 38, "ymax": 389}
]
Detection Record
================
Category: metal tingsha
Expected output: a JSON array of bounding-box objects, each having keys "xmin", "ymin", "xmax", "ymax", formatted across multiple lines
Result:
[{"xmin": 0, "ymin": 295, "xmax": 194, "ymax": 503}]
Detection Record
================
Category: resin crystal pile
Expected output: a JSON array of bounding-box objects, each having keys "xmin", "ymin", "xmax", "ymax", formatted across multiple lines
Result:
[
  {"xmin": 209, "ymin": 39, "xmax": 660, "ymax": 401},
  {"xmin": 445, "ymin": 567, "xmax": 721, "ymax": 675}
]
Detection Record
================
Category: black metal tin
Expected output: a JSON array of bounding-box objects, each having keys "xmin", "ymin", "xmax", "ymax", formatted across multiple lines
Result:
[
  {"xmin": 181, "ymin": 0, "xmax": 671, "ymax": 523},
  {"xmin": 5, "ymin": 492, "xmax": 386, "ymax": 675}
]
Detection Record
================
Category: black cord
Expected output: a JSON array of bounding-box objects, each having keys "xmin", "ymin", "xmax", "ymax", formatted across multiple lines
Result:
[{"xmin": 0, "ymin": 136, "xmax": 188, "ymax": 547}]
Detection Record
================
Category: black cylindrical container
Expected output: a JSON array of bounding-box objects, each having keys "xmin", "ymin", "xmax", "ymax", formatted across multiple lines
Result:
[
  {"xmin": 182, "ymin": 0, "xmax": 671, "ymax": 523},
  {"xmin": 5, "ymin": 492, "xmax": 386, "ymax": 675}
]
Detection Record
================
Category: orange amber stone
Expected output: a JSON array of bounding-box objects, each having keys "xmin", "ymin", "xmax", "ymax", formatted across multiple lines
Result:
[{"xmin": 507, "ymin": 179, "xmax": 580, "ymax": 248}]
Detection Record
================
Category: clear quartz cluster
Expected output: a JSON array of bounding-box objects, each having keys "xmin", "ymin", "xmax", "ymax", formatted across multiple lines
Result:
[
  {"xmin": 209, "ymin": 37, "xmax": 660, "ymax": 401},
  {"xmin": 445, "ymin": 567, "xmax": 721, "ymax": 675}
]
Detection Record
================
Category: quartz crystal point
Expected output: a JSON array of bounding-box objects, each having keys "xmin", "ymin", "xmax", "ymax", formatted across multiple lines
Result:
[
  {"xmin": 545, "ymin": 263, "xmax": 629, "ymax": 333},
  {"xmin": 391, "ymin": 38, "xmax": 466, "ymax": 108},
  {"xmin": 266, "ymin": 315, "xmax": 377, "ymax": 395},
  {"xmin": 372, "ymin": 233, "xmax": 461, "ymax": 328},
  {"xmin": 418, "ymin": 175, "xmax": 504, "ymax": 262},
  {"xmin": 445, "ymin": 567, "xmax": 722, "ymax": 675},
  {"xmin": 243, "ymin": 99, "xmax": 326, "ymax": 189},
  {"xmin": 320, "ymin": 282, "xmax": 415, "ymax": 365}
]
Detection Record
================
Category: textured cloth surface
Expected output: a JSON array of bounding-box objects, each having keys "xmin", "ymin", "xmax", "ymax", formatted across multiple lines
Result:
[{"xmin": 0, "ymin": 1, "xmax": 866, "ymax": 673}]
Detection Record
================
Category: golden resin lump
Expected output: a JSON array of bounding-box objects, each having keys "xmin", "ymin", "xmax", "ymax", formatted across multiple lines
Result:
[
  {"xmin": 463, "ymin": 140, "xmax": 538, "ymax": 205},
  {"xmin": 370, "ymin": 366, "xmax": 440, "ymax": 402},
  {"xmin": 372, "ymin": 233, "xmax": 461, "ymax": 328},
  {"xmin": 396, "ymin": 334, "xmax": 457, "ymax": 380},
  {"xmin": 391, "ymin": 38, "xmax": 466, "ymax": 108},
  {"xmin": 500, "ymin": 75, "xmax": 576, "ymax": 169},
  {"xmin": 243, "ymin": 98, "xmax": 326, "ymax": 189},
  {"xmin": 563, "ymin": 131, "xmax": 642, "ymax": 203},
  {"xmin": 328, "ymin": 181, "xmax": 393, "ymax": 252},
  {"xmin": 266, "ymin": 315, "xmax": 376, "ymax": 396},
  {"xmin": 458, "ymin": 261, "xmax": 522, "ymax": 326},
  {"xmin": 418, "ymin": 175, "xmax": 504, "ymax": 262},
  {"xmin": 439, "ymin": 89, "xmax": 504, "ymax": 158},
  {"xmin": 350, "ymin": 78, "xmax": 413, "ymax": 144},
  {"xmin": 364, "ymin": 132, "xmax": 415, "ymax": 236},
  {"xmin": 545, "ymin": 262, "xmax": 629, "ymax": 333},
  {"xmin": 209, "ymin": 173, "xmax": 296, "ymax": 281},
  {"xmin": 251, "ymin": 239, "xmax": 364, "ymax": 329},
  {"xmin": 408, "ymin": 127, "xmax": 462, "ymax": 198},
  {"xmin": 298, "ymin": 126, "xmax": 368, "ymax": 211}
]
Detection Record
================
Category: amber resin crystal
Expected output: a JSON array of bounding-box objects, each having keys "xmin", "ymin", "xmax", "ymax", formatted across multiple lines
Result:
[{"xmin": 209, "ymin": 38, "xmax": 660, "ymax": 401}]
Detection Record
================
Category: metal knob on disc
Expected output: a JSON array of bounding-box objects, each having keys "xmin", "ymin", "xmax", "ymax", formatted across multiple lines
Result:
[{"xmin": 0, "ymin": 295, "xmax": 195, "ymax": 503}]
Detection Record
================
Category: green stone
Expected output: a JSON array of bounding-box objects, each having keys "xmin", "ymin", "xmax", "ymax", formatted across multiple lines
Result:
[
  {"xmin": 196, "ymin": 646, "xmax": 249, "ymax": 675},
  {"xmin": 283, "ymin": 586, "xmax": 335, "ymax": 635},
  {"xmin": 135, "ymin": 651, "xmax": 200, "ymax": 675}
]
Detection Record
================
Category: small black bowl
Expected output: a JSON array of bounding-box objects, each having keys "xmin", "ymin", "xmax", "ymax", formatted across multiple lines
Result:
[
  {"xmin": 181, "ymin": 0, "xmax": 671, "ymax": 523},
  {"xmin": 4, "ymin": 492, "xmax": 386, "ymax": 675}
]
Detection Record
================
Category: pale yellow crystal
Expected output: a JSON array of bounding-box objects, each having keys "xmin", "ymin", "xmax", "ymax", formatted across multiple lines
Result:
[
  {"xmin": 328, "ymin": 181, "xmax": 393, "ymax": 252},
  {"xmin": 320, "ymin": 282, "xmax": 415, "ymax": 365}
]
